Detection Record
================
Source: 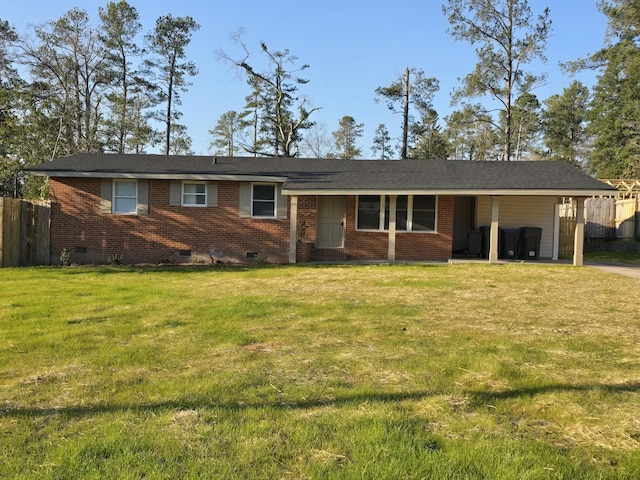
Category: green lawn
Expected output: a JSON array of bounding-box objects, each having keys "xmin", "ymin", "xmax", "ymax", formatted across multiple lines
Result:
[
  {"xmin": 1, "ymin": 263, "xmax": 639, "ymax": 479},
  {"xmin": 585, "ymin": 249, "xmax": 640, "ymax": 265}
]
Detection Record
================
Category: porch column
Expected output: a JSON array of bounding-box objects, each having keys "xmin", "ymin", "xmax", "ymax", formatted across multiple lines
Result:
[
  {"xmin": 489, "ymin": 196, "xmax": 500, "ymax": 264},
  {"xmin": 388, "ymin": 195, "xmax": 397, "ymax": 262},
  {"xmin": 573, "ymin": 197, "xmax": 586, "ymax": 266},
  {"xmin": 289, "ymin": 195, "xmax": 298, "ymax": 263}
]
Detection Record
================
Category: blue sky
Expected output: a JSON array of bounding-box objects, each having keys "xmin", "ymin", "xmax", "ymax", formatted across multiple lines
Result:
[{"xmin": 2, "ymin": 0, "xmax": 608, "ymax": 156}]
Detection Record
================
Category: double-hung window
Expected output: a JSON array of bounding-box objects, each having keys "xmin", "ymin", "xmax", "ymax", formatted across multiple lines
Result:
[
  {"xmin": 252, "ymin": 184, "xmax": 276, "ymax": 218},
  {"xmin": 411, "ymin": 195, "xmax": 437, "ymax": 231},
  {"xmin": 182, "ymin": 182, "xmax": 206, "ymax": 206},
  {"xmin": 357, "ymin": 195, "xmax": 436, "ymax": 232},
  {"xmin": 356, "ymin": 195, "xmax": 381, "ymax": 230},
  {"xmin": 113, "ymin": 180, "xmax": 138, "ymax": 214}
]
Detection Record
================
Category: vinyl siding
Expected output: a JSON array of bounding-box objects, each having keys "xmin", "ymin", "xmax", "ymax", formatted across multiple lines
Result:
[{"xmin": 476, "ymin": 196, "xmax": 557, "ymax": 259}]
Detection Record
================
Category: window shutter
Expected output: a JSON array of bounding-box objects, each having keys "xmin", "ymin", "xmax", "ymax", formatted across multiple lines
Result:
[
  {"xmin": 276, "ymin": 185, "xmax": 287, "ymax": 219},
  {"xmin": 169, "ymin": 181, "xmax": 181, "ymax": 206},
  {"xmin": 207, "ymin": 181, "xmax": 218, "ymax": 207},
  {"xmin": 100, "ymin": 179, "xmax": 112, "ymax": 214},
  {"xmin": 137, "ymin": 180, "xmax": 149, "ymax": 215},
  {"xmin": 239, "ymin": 183, "xmax": 251, "ymax": 218}
]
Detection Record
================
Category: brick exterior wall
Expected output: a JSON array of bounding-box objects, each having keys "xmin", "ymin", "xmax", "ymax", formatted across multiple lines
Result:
[
  {"xmin": 49, "ymin": 179, "xmax": 454, "ymax": 265},
  {"xmin": 341, "ymin": 195, "xmax": 453, "ymax": 262},
  {"xmin": 49, "ymin": 178, "xmax": 291, "ymax": 265}
]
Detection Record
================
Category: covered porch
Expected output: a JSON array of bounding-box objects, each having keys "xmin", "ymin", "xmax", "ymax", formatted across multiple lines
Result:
[{"xmin": 287, "ymin": 194, "xmax": 588, "ymax": 267}]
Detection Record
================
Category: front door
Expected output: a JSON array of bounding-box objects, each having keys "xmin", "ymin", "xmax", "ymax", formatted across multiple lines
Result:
[{"xmin": 317, "ymin": 196, "xmax": 345, "ymax": 248}]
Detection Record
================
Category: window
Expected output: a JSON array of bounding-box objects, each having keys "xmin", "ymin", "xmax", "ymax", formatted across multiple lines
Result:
[
  {"xmin": 252, "ymin": 184, "xmax": 276, "ymax": 218},
  {"xmin": 113, "ymin": 180, "xmax": 137, "ymax": 214},
  {"xmin": 411, "ymin": 195, "xmax": 436, "ymax": 231},
  {"xmin": 182, "ymin": 182, "xmax": 206, "ymax": 206},
  {"xmin": 357, "ymin": 195, "xmax": 436, "ymax": 232},
  {"xmin": 357, "ymin": 195, "xmax": 381, "ymax": 230},
  {"xmin": 384, "ymin": 195, "xmax": 408, "ymax": 231}
]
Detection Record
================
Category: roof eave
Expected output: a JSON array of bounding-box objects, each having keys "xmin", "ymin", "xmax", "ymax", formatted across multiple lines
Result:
[
  {"xmin": 28, "ymin": 171, "xmax": 288, "ymax": 183},
  {"xmin": 281, "ymin": 188, "xmax": 616, "ymax": 197}
]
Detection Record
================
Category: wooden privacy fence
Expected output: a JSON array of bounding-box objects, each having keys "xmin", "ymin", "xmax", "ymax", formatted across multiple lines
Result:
[
  {"xmin": 614, "ymin": 197, "xmax": 639, "ymax": 239},
  {"xmin": 601, "ymin": 179, "xmax": 640, "ymax": 239},
  {"xmin": 0, "ymin": 198, "xmax": 50, "ymax": 267},
  {"xmin": 559, "ymin": 183, "xmax": 639, "ymax": 255}
]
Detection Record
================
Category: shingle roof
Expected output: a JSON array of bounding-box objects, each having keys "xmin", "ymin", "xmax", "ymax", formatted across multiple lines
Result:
[{"xmin": 28, "ymin": 153, "xmax": 615, "ymax": 195}]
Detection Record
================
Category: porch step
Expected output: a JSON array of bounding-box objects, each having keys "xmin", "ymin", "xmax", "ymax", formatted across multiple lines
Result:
[{"xmin": 311, "ymin": 248, "xmax": 348, "ymax": 263}]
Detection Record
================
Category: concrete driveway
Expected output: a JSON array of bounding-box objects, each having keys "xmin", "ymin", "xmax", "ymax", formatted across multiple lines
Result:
[{"xmin": 586, "ymin": 262, "xmax": 640, "ymax": 279}]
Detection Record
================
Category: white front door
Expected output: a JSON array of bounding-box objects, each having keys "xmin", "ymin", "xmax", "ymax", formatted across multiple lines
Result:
[{"xmin": 317, "ymin": 196, "xmax": 345, "ymax": 248}]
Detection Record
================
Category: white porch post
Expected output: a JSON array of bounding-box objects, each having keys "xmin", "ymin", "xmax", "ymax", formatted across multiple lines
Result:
[
  {"xmin": 573, "ymin": 197, "xmax": 586, "ymax": 267},
  {"xmin": 388, "ymin": 195, "xmax": 397, "ymax": 262},
  {"xmin": 552, "ymin": 203, "xmax": 561, "ymax": 261},
  {"xmin": 489, "ymin": 196, "xmax": 500, "ymax": 264},
  {"xmin": 289, "ymin": 195, "xmax": 298, "ymax": 263}
]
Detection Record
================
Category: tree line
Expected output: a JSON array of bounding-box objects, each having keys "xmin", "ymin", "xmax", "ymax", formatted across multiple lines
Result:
[
  {"xmin": 212, "ymin": 0, "xmax": 637, "ymax": 178},
  {"xmin": 1, "ymin": 0, "xmax": 639, "ymax": 199}
]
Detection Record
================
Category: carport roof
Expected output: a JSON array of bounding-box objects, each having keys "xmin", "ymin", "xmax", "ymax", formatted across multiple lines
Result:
[{"xmin": 28, "ymin": 153, "xmax": 616, "ymax": 196}]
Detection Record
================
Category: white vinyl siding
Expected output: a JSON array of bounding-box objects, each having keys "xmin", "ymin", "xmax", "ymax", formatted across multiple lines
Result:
[{"xmin": 476, "ymin": 196, "xmax": 556, "ymax": 258}]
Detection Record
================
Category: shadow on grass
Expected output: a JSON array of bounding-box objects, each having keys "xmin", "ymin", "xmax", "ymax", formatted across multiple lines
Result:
[
  {"xmin": 54, "ymin": 262, "xmax": 445, "ymax": 276},
  {"xmin": 465, "ymin": 381, "xmax": 640, "ymax": 408},
  {"xmin": 2, "ymin": 381, "xmax": 640, "ymax": 418}
]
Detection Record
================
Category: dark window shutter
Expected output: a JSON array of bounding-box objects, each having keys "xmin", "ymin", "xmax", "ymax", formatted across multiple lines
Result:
[
  {"xmin": 169, "ymin": 181, "xmax": 181, "ymax": 206},
  {"xmin": 239, "ymin": 183, "xmax": 251, "ymax": 218},
  {"xmin": 100, "ymin": 179, "xmax": 112, "ymax": 214},
  {"xmin": 276, "ymin": 185, "xmax": 287, "ymax": 219},
  {"xmin": 207, "ymin": 181, "xmax": 218, "ymax": 207},
  {"xmin": 137, "ymin": 180, "xmax": 149, "ymax": 215}
]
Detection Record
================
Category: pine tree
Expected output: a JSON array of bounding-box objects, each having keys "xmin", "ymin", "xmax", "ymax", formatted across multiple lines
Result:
[
  {"xmin": 443, "ymin": 0, "xmax": 551, "ymax": 161},
  {"xmin": 225, "ymin": 40, "xmax": 319, "ymax": 157},
  {"xmin": 371, "ymin": 124, "xmax": 394, "ymax": 159},
  {"xmin": 20, "ymin": 8, "xmax": 108, "ymax": 155},
  {"xmin": 332, "ymin": 116, "xmax": 363, "ymax": 159},
  {"xmin": 99, "ymin": 1, "xmax": 153, "ymax": 154},
  {"xmin": 144, "ymin": 14, "xmax": 199, "ymax": 155},
  {"xmin": 209, "ymin": 110, "xmax": 248, "ymax": 156},
  {"xmin": 375, "ymin": 67, "xmax": 439, "ymax": 159},
  {"xmin": 541, "ymin": 81, "xmax": 589, "ymax": 165},
  {"xmin": 574, "ymin": 1, "xmax": 640, "ymax": 177}
]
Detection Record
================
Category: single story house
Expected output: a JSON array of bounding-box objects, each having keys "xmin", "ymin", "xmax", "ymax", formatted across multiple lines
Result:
[{"xmin": 28, "ymin": 153, "xmax": 615, "ymax": 266}]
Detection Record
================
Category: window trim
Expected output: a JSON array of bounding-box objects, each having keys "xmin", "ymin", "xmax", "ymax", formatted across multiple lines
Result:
[
  {"xmin": 181, "ymin": 181, "xmax": 207, "ymax": 207},
  {"xmin": 251, "ymin": 183, "xmax": 277, "ymax": 218},
  {"xmin": 356, "ymin": 194, "xmax": 437, "ymax": 233},
  {"xmin": 112, "ymin": 179, "xmax": 138, "ymax": 215}
]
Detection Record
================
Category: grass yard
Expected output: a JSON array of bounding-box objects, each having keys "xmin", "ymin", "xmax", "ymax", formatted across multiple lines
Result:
[{"xmin": 1, "ymin": 263, "xmax": 639, "ymax": 479}]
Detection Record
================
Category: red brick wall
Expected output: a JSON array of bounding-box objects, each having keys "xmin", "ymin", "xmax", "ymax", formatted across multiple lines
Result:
[
  {"xmin": 49, "ymin": 181, "xmax": 454, "ymax": 265},
  {"xmin": 49, "ymin": 178, "xmax": 291, "ymax": 265},
  {"xmin": 341, "ymin": 195, "xmax": 453, "ymax": 261},
  {"xmin": 295, "ymin": 195, "xmax": 317, "ymax": 262}
]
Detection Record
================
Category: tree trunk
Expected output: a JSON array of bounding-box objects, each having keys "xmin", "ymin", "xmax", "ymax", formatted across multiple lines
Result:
[{"xmin": 401, "ymin": 66, "xmax": 410, "ymax": 159}]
